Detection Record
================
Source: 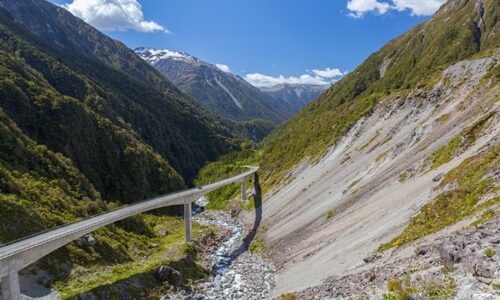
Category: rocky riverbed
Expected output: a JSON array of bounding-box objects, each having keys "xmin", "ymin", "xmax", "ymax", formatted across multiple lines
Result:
[{"xmin": 163, "ymin": 199, "xmax": 276, "ymax": 300}]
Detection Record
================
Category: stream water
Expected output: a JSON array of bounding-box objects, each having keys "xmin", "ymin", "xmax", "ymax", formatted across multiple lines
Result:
[{"xmin": 163, "ymin": 198, "xmax": 276, "ymax": 299}]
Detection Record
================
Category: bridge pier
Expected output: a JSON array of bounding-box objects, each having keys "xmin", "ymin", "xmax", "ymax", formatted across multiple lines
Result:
[
  {"xmin": 184, "ymin": 201, "xmax": 192, "ymax": 242},
  {"xmin": 1, "ymin": 272, "xmax": 21, "ymax": 300},
  {"xmin": 241, "ymin": 177, "xmax": 247, "ymax": 201},
  {"xmin": 0, "ymin": 166, "xmax": 258, "ymax": 299}
]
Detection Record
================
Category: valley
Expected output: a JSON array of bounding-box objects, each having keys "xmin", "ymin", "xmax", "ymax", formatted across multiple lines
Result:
[{"xmin": 0, "ymin": 0, "xmax": 499, "ymax": 299}]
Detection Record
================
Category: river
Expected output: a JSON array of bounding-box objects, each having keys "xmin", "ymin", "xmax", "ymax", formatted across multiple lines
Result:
[{"xmin": 162, "ymin": 198, "xmax": 276, "ymax": 299}]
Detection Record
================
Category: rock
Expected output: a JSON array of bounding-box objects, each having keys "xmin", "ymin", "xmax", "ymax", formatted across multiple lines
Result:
[
  {"xmin": 432, "ymin": 173, "xmax": 444, "ymax": 182},
  {"xmin": 415, "ymin": 245, "xmax": 432, "ymax": 256},
  {"xmin": 439, "ymin": 237, "xmax": 465, "ymax": 263},
  {"xmin": 363, "ymin": 253, "xmax": 381, "ymax": 263},
  {"xmin": 488, "ymin": 235, "xmax": 500, "ymax": 244},
  {"xmin": 155, "ymin": 265, "xmax": 183, "ymax": 287},
  {"xmin": 75, "ymin": 234, "xmax": 97, "ymax": 247},
  {"xmin": 364, "ymin": 271, "xmax": 376, "ymax": 282},
  {"xmin": 169, "ymin": 269, "xmax": 183, "ymax": 287},
  {"xmin": 329, "ymin": 286, "xmax": 342, "ymax": 298},
  {"xmin": 479, "ymin": 229, "xmax": 495, "ymax": 237},
  {"xmin": 155, "ymin": 265, "xmax": 173, "ymax": 282},
  {"xmin": 473, "ymin": 260, "xmax": 496, "ymax": 279},
  {"xmin": 476, "ymin": 276, "xmax": 493, "ymax": 285},
  {"xmin": 229, "ymin": 208, "xmax": 240, "ymax": 218}
]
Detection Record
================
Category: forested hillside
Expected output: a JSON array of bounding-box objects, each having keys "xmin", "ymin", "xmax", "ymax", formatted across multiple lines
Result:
[{"xmin": 0, "ymin": 0, "xmax": 243, "ymax": 204}]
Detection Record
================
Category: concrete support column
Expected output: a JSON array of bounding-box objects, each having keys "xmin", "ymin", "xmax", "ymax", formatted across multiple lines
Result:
[
  {"xmin": 241, "ymin": 177, "xmax": 247, "ymax": 201},
  {"xmin": 1, "ymin": 272, "xmax": 21, "ymax": 300},
  {"xmin": 184, "ymin": 201, "xmax": 192, "ymax": 242}
]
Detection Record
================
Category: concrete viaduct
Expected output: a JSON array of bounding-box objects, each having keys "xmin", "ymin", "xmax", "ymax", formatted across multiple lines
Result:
[{"xmin": 0, "ymin": 166, "xmax": 258, "ymax": 299}]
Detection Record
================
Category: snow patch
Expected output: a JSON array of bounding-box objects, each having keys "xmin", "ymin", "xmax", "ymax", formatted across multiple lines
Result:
[{"xmin": 135, "ymin": 47, "xmax": 196, "ymax": 64}]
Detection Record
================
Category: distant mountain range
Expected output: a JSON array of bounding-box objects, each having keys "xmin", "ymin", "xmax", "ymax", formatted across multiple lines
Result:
[
  {"xmin": 260, "ymin": 83, "xmax": 329, "ymax": 113},
  {"xmin": 135, "ymin": 47, "xmax": 326, "ymax": 124}
]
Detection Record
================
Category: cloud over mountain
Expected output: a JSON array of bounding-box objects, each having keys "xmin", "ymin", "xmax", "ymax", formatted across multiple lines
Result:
[
  {"xmin": 63, "ymin": 0, "xmax": 168, "ymax": 32},
  {"xmin": 245, "ymin": 67, "xmax": 347, "ymax": 88},
  {"xmin": 347, "ymin": 0, "xmax": 446, "ymax": 18}
]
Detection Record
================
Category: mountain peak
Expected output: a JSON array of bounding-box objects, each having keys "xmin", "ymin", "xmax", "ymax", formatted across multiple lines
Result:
[{"xmin": 135, "ymin": 47, "xmax": 198, "ymax": 64}]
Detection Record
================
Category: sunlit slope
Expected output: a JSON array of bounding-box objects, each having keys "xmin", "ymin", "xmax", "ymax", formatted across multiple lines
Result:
[{"xmin": 258, "ymin": 0, "xmax": 499, "ymax": 187}]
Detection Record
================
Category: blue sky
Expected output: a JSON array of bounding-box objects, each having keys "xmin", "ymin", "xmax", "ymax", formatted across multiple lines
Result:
[{"xmin": 50, "ymin": 0, "xmax": 445, "ymax": 86}]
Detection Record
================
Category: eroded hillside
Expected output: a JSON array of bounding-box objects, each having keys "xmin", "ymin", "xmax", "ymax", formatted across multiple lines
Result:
[{"xmin": 261, "ymin": 53, "xmax": 499, "ymax": 297}]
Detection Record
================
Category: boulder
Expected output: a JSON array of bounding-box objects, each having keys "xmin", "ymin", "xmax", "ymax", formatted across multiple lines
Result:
[
  {"xmin": 363, "ymin": 253, "xmax": 381, "ymax": 263},
  {"xmin": 169, "ymin": 269, "xmax": 183, "ymax": 287},
  {"xmin": 415, "ymin": 245, "xmax": 432, "ymax": 256},
  {"xmin": 473, "ymin": 260, "xmax": 496, "ymax": 279},
  {"xmin": 432, "ymin": 173, "xmax": 444, "ymax": 182},
  {"xmin": 155, "ymin": 265, "xmax": 183, "ymax": 287},
  {"xmin": 439, "ymin": 236, "xmax": 465, "ymax": 263},
  {"xmin": 155, "ymin": 265, "xmax": 172, "ymax": 282},
  {"xmin": 75, "ymin": 234, "xmax": 97, "ymax": 247}
]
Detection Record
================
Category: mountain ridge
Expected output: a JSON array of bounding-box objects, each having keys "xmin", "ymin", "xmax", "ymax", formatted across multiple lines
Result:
[{"xmin": 135, "ymin": 47, "xmax": 326, "ymax": 127}]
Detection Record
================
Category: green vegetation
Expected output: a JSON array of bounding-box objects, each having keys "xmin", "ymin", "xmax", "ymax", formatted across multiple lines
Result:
[
  {"xmin": 0, "ymin": 107, "xmax": 216, "ymax": 297},
  {"xmin": 279, "ymin": 293, "xmax": 297, "ymax": 300},
  {"xmin": 383, "ymin": 276, "xmax": 455, "ymax": 300},
  {"xmin": 326, "ymin": 209, "xmax": 337, "ymax": 220},
  {"xmin": 470, "ymin": 209, "xmax": 497, "ymax": 226},
  {"xmin": 438, "ymin": 113, "xmax": 450, "ymax": 122},
  {"xmin": 359, "ymin": 130, "xmax": 381, "ymax": 152},
  {"xmin": 399, "ymin": 171, "xmax": 409, "ymax": 182},
  {"xmin": 0, "ymin": 5, "xmax": 240, "ymax": 203},
  {"xmin": 0, "ymin": 3, "xmax": 242, "ymax": 296},
  {"xmin": 55, "ymin": 215, "xmax": 214, "ymax": 299},
  {"xmin": 484, "ymin": 248, "xmax": 496, "ymax": 258},
  {"xmin": 251, "ymin": 0, "xmax": 500, "ymax": 190},
  {"xmin": 384, "ymin": 277, "xmax": 417, "ymax": 300},
  {"xmin": 248, "ymin": 224, "xmax": 267, "ymax": 254},
  {"xmin": 379, "ymin": 143, "xmax": 500, "ymax": 251},
  {"xmin": 424, "ymin": 112, "xmax": 496, "ymax": 171},
  {"xmin": 248, "ymin": 238, "xmax": 265, "ymax": 254},
  {"xmin": 376, "ymin": 149, "xmax": 390, "ymax": 162},
  {"xmin": 421, "ymin": 276, "xmax": 456, "ymax": 299},
  {"xmin": 194, "ymin": 146, "xmax": 257, "ymax": 210}
]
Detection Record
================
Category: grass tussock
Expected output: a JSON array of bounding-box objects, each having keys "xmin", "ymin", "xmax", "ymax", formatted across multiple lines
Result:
[
  {"xmin": 379, "ymin": 143, "xmax": 500, "ymax": 251},
  {"xmin": 424, "ymin": 111, "xmax": 495, "ymax": 171}
]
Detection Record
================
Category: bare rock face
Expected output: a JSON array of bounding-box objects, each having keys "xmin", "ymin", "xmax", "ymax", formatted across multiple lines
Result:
[{"xmin": 155, "ymin": 265, "xmax": 182, "ymax": 287}]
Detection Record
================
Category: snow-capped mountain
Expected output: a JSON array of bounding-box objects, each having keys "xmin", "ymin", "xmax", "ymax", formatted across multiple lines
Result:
[
  {"xmin": 135, "ymin": 47, "xmax": 198, "ymax": 64},
  {"xmin": 135, "ymin": 48, "xmax": 324, "ymax": 124}
]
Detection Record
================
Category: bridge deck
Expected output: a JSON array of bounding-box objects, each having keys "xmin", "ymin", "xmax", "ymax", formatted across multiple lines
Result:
[{"xmin": 0, "ymin": 166, "xmax": 258, "ymax": 299}]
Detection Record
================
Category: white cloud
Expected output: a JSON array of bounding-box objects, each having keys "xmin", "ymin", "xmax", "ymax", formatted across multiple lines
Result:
[
  {"xmin": 347, "ymin": 0, "xmax": 391, "ymax": 18},
  {"xmin": 393, "ymin": 0, "xmax": 446, "ymax": 16},
  {"xmin": 346, "ymin": 0, "xmax": 445, "ymax": 18},
  {"xmin": 63, "ymin": 0, "xmax": 168, "ymax": 33},
  {"xmin": 312, "ymin": 67, "xmax": 346, "ymax": 78},
  {"xmin": 216, "ymin": 64, "xmax": 231, "ymax": 73},
  {"xmin": 244, "ymin": 67, "xmax": 347, "ymax": 88}
]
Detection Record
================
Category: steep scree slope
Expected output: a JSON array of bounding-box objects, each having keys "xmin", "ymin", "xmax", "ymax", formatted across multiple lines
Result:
[{"xmin": 247, "ymin": 0, "xmax": 500, "ymax": 295}]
